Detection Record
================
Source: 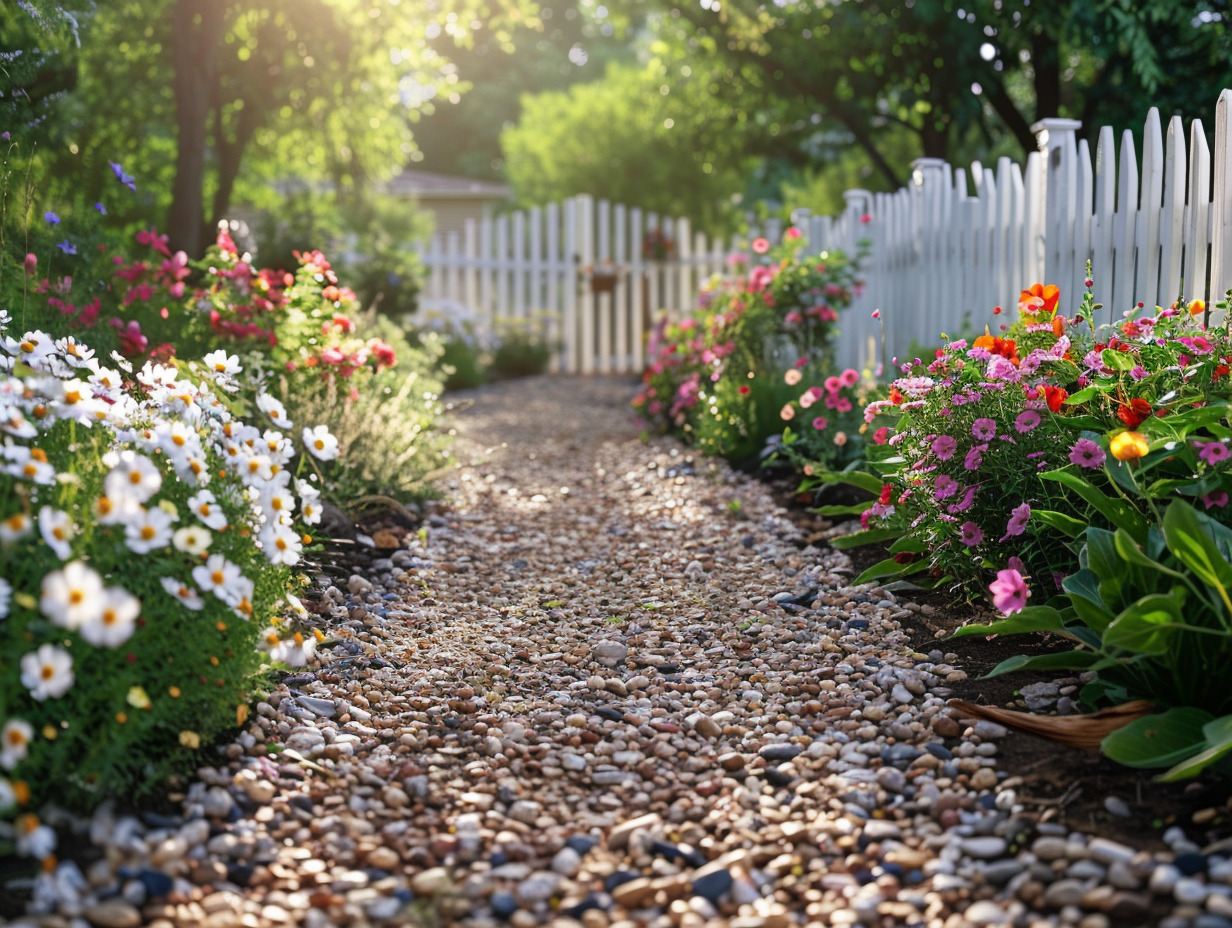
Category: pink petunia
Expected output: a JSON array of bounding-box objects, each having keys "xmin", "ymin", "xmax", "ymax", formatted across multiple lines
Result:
[
  {"xmin": 1069, "ymin": 438, "xmax": 1106, "ymax": 469},
  {"xmin": 1196, "ymin": 441, "xmax": 1231, "ymax": 466},
  {"xmin": 964, "ymin": 444, "xmax": 986, "ymax": 471},
  {"xmin": 1203, "ymin": 490, "xmax": 1230, "ymax": 510},
  {"xmin": 812, "ymin": 416, "xmax": 828, "ymax": 430},
  {"xmin": 932, "ymin": 435, "xmax": 958, "ymax": 460},
  {"xmin": 933, "ymin": 475, "xmax": 959, "ymax": 500},
  {"xmin": 1000, "ymin": 502, "xmax": 1031, "ymax": 542},
  {"xmin": 960, "ymin": 521, "xmax": 984, "ymax": 546},
  {"xmin": 1014, "ymin": 410, "xmax": 1041, "ymax": 433},
  {"xmin": 972, "ymin": 418, "xmax": 997, "ymax": 441},
  {"xmin": 989, "ymin": 568, "xmax": 1030, "ymax": 615}
]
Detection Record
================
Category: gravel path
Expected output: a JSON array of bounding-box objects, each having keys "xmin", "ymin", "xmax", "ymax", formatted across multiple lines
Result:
[{"xmin": 12, "ymin": 376, "xmax": 1230, "ymax": 928}]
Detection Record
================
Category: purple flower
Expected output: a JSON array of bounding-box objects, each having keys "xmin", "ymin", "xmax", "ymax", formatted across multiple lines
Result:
[
  {"xmin": 972, "ymin": 418, "xmax": 997, "ymax": 440},
  {"xmin": 989, "ymin": 568, "xmax": 1030, "ymax": 615},
  {"xmin": 960, "ymin": 521, "xmax": 984, "ymax": 546},
  {"xmin": 109, "ymin": 160, "xmax": 137, "ymax": 191},
  {"xmin": 1000, "ymin": 502, "xmax": 1031, "ymax": 542},
  {"xmin": 1203, "ymin": 490, "xmax": 1229, "ymax": 510},
  {"xmin": 948, "ymin": 485, "xmax": 978, "ymax": 513},
  {"xmin": 1196, "ymin": 441, "xmax": 1231, "ymax": 466},
  {"xmin": 933, "ymin": 474, "xmax": 959, "ymax": 500},
  {"xmin": 94, "ymin": 202, "xmax": 107, "ymax": 215},
  {"xmin": 1014, "ymin": 410, "xmax": 1041, "ymax": 433},
  {"xmin": 932, "ymin": 434, "xmax": 957, "ymax": 460},
  {"xmin": 964, "ymin": 444, "xmax": 986, "ymax": 471},
  {"xmin": 44, "ymin": 211, "xmax": 60, "ymax": 225},
  {"xmin": 1130, "ymin": 365, "xmax": 1147, "ymax": 381},
  {"xmin": 1069, "ymin": 438, "xmax": 1106, "ymax": 470},
  {"xmin": 56, "ymin": 240, "xmax": 76, "ymax": 255},
  {"xmin": 812, "ymin": 416, "xmax": 828, "ymax": 430}
]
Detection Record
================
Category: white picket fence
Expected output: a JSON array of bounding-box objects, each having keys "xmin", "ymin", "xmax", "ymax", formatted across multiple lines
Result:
[{"xmin": 419, "ymin": 89, "xmax": 1232, "ymax": 374}]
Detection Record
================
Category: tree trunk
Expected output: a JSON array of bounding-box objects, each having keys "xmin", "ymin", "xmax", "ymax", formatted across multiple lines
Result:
[
  {"xmin": 209, "ymin": 103, "xmax": 260, "ymax": 240},
  {"xmin": 167, "ymin": 0, "xmax": 224, "ymax": 258},
  {"xmin": 1031, "ymin": 31, "xmax": 1061, "ymax": 120}
]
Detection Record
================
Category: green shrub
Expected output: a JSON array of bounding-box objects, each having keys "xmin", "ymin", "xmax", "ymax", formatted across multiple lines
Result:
[{"xmin": 489, "ymin": 317, "xmax": 554, "ymax": 379}]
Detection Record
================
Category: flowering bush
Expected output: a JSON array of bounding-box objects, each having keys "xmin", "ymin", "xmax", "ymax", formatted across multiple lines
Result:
[
  {"xmin": 769, "ymin": 363, "xmax": 881, "ymax": 476},
  {"xmin": 634, "ymin": 229, "xmax": 864, "ymax": 461},
  {"xmin": 0, "ymin": 317, "xmax": 329, "ymax": 861}
]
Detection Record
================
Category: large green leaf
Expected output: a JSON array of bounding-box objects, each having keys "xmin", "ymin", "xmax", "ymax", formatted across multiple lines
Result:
[
  {"xmin": 1086, "ymin": 527, "xmax": 1129, "ymax": 610},
  {"xmin": 829, "ymin": 527, "xmax": 904, "ymax": 550},
  {"xmin": 1102, "ymin": 593, "xmax": 1188, "ymax": 655},
  {"xmin": 816, "ymin": 502, "xmax": 877, "ymax": 516},
  {"xmin": 1039, "ymin": 468, "xmax": 1148, "ymax": 541},
  {"xmin": 851, "ymin": 556, "xmax": 930, "ymax": 585},
  {"xmin": 1063, "ymin": 567, "xmax": 1116, "ymax": 633},
  {"xmin": 1112, "ymin": 529, "xmax": 1185, "ymax": 580},
  {"xmin": 1033, "ymin": 509, "xmax": 1087, "ymax": 539},
  {"xmin": 983, "ymin": 650, "xmax": 1101, "ymax": 677},
  {"xmin": 950, "ymin": 605, "xmax": 1067, "ymax": 639},
  {"xmin": 811, "ymin": 469, "xmax": 885, "ymax": 494},
  {"xmin": 1159, "ymin": 714, "xmax": 1232, "ymax": 781},
  {"xmin": 1162, "ymin": 500, "xmax": 1232, "ymax": 624},
  {"xmin": 1101, "ymin": 348, "xmax": 1137, "ymax": 372},
  {"xmin": 1064, "ymin": 383, "xmax": 1116, "ymax": 405},
  {"xmin": 1101, "ymin": 706, "xmax": 1213, "ymax": 768}
]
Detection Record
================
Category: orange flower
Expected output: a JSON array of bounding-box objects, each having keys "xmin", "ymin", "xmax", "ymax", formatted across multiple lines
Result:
[
  {"xmin": 1110, "ymin": 431, "xmax": 1149, "ymax": 462},
  {"xmin": 973, "ymin": 334, "xmax": 1021, "ymax": 365},
  {"xmin": 1116, "ymin": 398, "xmax": 1152, "ymax": 428},
  {"xmin": 1041, "ymin": 385, "xmax": 1068, "ymax": 413},
  {"xmin": 1188, "ymin": 299, "xmax": 1206, "ymax": 316},
  {"xmin": 1019, "ymin": 283, "xmax": 1061, "ymax": 314}
]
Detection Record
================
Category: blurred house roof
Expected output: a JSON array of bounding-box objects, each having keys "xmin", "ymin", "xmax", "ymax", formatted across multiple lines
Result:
[{"xmin": 384, "ymin": 169, "xmax": 511, "ymax": 200}]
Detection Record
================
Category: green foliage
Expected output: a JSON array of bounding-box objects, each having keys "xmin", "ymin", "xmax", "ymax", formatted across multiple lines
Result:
[{"xmin": 489, "ymin": 317, "xmax": 554, "ymax": 379}]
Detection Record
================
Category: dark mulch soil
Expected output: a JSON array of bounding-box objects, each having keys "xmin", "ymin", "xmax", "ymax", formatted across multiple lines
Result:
[{"xmin": 766, "ymin": 469, "xmax": 1232, "ymax": 855}]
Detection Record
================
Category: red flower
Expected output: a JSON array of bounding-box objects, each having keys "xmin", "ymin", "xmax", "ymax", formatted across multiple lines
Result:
[
  {"xmin": 879, "ymin": 484, "xmax": 893, "ymax": 504},
  {"xmin": 738, "ymin": 385, "xmax": 750, "ymax": 396},
  {"xmin": 1117, "ymin": 398, "xmax": 1152, "ymax": 428},
  {"xmin": 889, "ymin": 386, "xmax": 904, "ymax": 405},
  {"xmin": 1041, "ymin": 385, "xmax": 1068, "ymax": 413}
]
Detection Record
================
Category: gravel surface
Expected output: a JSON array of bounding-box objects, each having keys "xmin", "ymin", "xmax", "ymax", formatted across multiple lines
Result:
[{"xmin": 9, "ymin": 375, "xmax": 1231, "ymax": 928}]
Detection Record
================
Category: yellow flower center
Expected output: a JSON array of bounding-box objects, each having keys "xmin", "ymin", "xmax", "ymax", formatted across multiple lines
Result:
[
  {"xmin": 69, "ymin": 589, "xmax": 83, "ymax": 605},
  {"xmin": 141, "ymin": 526, "xmax": 156, "ymax": 540},
  {"xmin": 103, "ymin": 609, "xmax": 117, "ymax": 626},
  {"xmin": 129, "ymin": 472, "xmax": 142, "ymax": 485},
  {"xmin": 314, "ymin": 439, "xmax": 326, "ymax": 450},
  {"xmin": 5, "ymin": 730, "xmax": 25, "ymax": 746},
  {"xmin": 53, "ymin": 527, "xmax": 66, "ymax": 540},
  {"xmin": 211, "ymin": 571, "xmax": 224, "ymax": 585},
  {"xmin": 40, "ymin": 665, "xmax": 54, "ymax": 681}
]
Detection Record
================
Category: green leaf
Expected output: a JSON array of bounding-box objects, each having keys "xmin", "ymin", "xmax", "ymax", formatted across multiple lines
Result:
[
  {"xmin": 1062, "ymin": 567, "xmax": 1116, "ymax": 633},
  {"xmin": 983, "ymin": 650, "xmax": 1101, "ymax": 677},
  {"xmin": 1033, "ymin": 509, "xmax": 1087, "ymax": 539},
  {"xmin": 1159, "ymin": 714, "xmax": 1232, "ymax": 781},
  {"xmin": 829, "ymin": 527, "xmax": 903, "ymax": 550},
  {"xmin": 1162, "ymin": 500, "xmax": 1232, "ymax": 620},
  {"xmin": 1103, "ymin": 593, "xmax": 1188, "ymax": 655},
  {"xmin": 811, "ymin": 469, "xmax": 884, "ymax": 494},
  {"xmin": 950, "ymin": 605, "xmax": 1067, "ymax": 639},
  {"xmin": 1064, "ymin": 383, "xmax": 1116, "ymax": 405},
  {"xmin": 1113, "ymin": 529, "xmax": 1185, "ymax": 579},
  {"xmin": 1101, "ymin": 707, "xmax": 1213, "ymax": 768},
  {"xmin": 1101, "ymin": 348, "xmax": 1137, "ymax": 372},
  {"xmin": 889, "ymin": 536, "xmax": 928, "ymax": 554},
  {"xmin": 852, "ymin": 557, "xmax": 906, "ymax": 584},
  {"xmin": 1039, "ymin": 468, "xmax": 1149, "ymax": 541},
  {"xmin": 816, "ymin": 502, "xmax": 877, "ymax": 516}
]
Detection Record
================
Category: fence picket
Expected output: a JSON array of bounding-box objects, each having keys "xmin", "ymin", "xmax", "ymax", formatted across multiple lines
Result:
[{"xmin": 1213, "ymin": 90, "xmax": 1232, "ymax": 313}]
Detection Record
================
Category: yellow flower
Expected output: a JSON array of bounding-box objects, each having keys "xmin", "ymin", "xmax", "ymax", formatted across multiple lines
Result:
[
  {"xmin": 168, "ymin": 686, "xmax": 181, "ymax": 698},
  {"xmin": 1109, "ymin": 431, "xmax": 1150, "ymax": 461},
  {"xmin": 1189, "ymin": 299, "xmax": 1206, "ymax": 316},
  {"xmin": 236, "ymin": 704, "xmax": 249, "ymax": 726},
  {"xmin": 126, "ymin": 686, "xmax": 151, "ymax": 709},
  {"xmin": 179, "ymin": 730, "xmax": 200, "ymax": 749}
]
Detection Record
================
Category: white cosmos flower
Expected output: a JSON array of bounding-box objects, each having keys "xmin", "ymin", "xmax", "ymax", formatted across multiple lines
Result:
[
  {"xmin": 1, "ymin": 718, "xmax": 33, "ymax": 770},
  {"xmin": 157, "ymin": 420, "xmax": 200, "ymax": 459},
  {"xmin": 16, "ymin": 819, "xmax": 56, "ymax": 859},
  {"xmin": 160, "ymin": 576, "xmax": 204, "ymax": 611},
  {"xmin": 0, "ymin": 577, "xmax": 11, "ymax": 618},
  {"xmin": 0, "ymin": 512, "xmax": 34, "ymax": 545},
  {"xmin": 261, "ymin": 429, "xmax": 293, "ymax": 463},
  {"xmin": 257, "ymin": 393, "xmax": 292, "ymax": 429},
  {"xmin": 40, "ymin": 560, "xmax": 105, "ymax": 629},
  {"xmin": 38, "ymin": 506, "xmax": 74, "ymax": 560},
  {"xmin": 192, "ymin": 554, "xmax": 246, "ymax": 606},
  {"xmin": 4, "ymin": 330, "xmax": 56, "ymax": 365},
  {"xmin": 187, "ymin": 490, "xmax": 229, "ymax": 530},
  {"xmin": 172, "ymin": 525, "xmax": 212, "ymax": 555},
  {"xmin": 231, "ymin": 576, "xmax": 255, "ymax": 620},
  {"xmin": 78, "ymin": 586, "xmax": 141, "ymax": 648},
  {"xmin": 302, "ymin": 424, "xmax": 339, "ymax": 461},
  {"xmin": 238, "ymin": 452, "xmax": 274, "ymax": 482},
  {"xmin": 108, "ymin": 350, "xmax": 133, "ymax": 373},
  {"xmin": 202, "ymin": 349, "xmax": 241, "ymax": 377},
  {"xmin": 95, "ymin": 493, "xmax": 142, "ymax": 526},
  {"xmin": 20, "ymin": 644, "xmax": 74, "ymax": 700},
  {"xmin": 54, "ymin": 378, "xmax": 104, "ymax": 424},
  {"xmin": 261, "ymin": 486, "xmax": 296, "ymax": 522},
  {"xmin": 124, "ymin": 506, "xmax": 177, "ymax": 554},
  {"xmin": 105, "ymin": 451, "xmax": 162, "ymax": 503},
  {"xmin": 55, "ymin": 335, "xmax": 95, "ymax": 367},
  {"xmin": 300, "ymin": 496, "xmax": 323, "ymax": 526},
  {"xmin": 3, "ymin": 447, "xmax": 56, "ymax": 485},
  {"xmin": 0, "ymin": 404, "xmax": 38, "ymax": 439},
  {"xmin": 271, "ymin": 631, "xmax": 316, "ymax": 667},
  {"xmin": 0, "ymin": 778, "xmax": 15, "ymax": 811},
  {"xmin": 260, "ymin": 523, "xmax": 302, "ymax": 566}
]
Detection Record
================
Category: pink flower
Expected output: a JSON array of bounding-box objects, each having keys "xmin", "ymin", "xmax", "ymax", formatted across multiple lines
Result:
[
  {"xmin": 933, "ymin": 475, "xmax": 959, "ymax": 500},
  {"xmin": 871, "ymin": 309, "xmax": 881, "ymax": 319},
  {"xmin": 1000, "ymin": 503, "xmax": 1031, "ymax": 542},
  {"xmin": 1196, "ymin": 441, "xmax": 1231, "ymax": 466},
  {"xmin": 1069, "ymin": 438, "xmax": 1105, "ymax": 469},
  {"xmin": 784, "ymin": 226, "xmax": 802, "ymax": 240},
  {"xmin": 780, "ymin": 404, "xmax": 795, "ymax": 421},
  {"xmin": 989, "ymin": 568, "xmax": 1030, "ymax": 615},
  {"xmin": 873, "ymin": 426, "xmax": 889, "ymax": 444},
  {"xmin": 785, "ymin": 311, "xmax": 803, "ymax": 325},
  {"xmin": 964, "ymin": 444, "xmax": 986, "ymax": 471},
  {"xmin": 812, "ymin": 416, "xmax": 828, "ymax": 430},
  {"xmin": 1014, "ymin": 410, "xmax": 1041, "ymax": 433},
  {"xmin": 784, "ymin": 368, "xmax": 802, "ymax": 386},
  {"xmin": 860, "ymin": 213, "xmax": 873, "ymax": 224},
  {"xmin": 1203, "ymin": 490, "xmax": 1229, "ymax": 510},
  {"xmin": 972, "ymin": 418, "xmax": 997, "ymax": 440},
  {"xmin": 840, "ymin": 368, "xmax": 860, "ymax": 387},
  {"xmin": 799, "ymin": 391, "xmax": 815, "ymax": 409},
  {"xmin": 752, "ymin": 237, "xmax": 771, "ymax": 254},
  {"xmin": 24, "ymin": 253, "xmax": 37, "ymax": 276},
  {"xmin": 932, "ymin": 435, "xmax": 957, "ymax": 460},
  {"xmin": 825, "ymin": 376, "xmax": 842, "ymax": 393},
  {"xmin": 948, "ymin": 485, "xmax": 977, "ymax": 513},
  {"xmin": 960, "ymin": 522, "xmax": 984, "ymax": 546}
]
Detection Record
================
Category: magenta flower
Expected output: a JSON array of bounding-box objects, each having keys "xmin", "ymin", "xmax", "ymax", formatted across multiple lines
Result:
[
  {"xmin": 989, "ymin": 568, "xmax": 1030, "ymax": 615},
  {"xmin": 1014, "ymin": 410, "xmax": 1041, "ymax": 433},
  {"xmin": 964, "ymin": 444, "xmax": 986, "ymax": 471},
  {"xmin": 812, "ymin": 416, "xmax": 828, "ymax": 430},
  {"xmin": 1203, "ymin": 490, "xmax": 1229, "ymax": 510},
  {"xmin": 933, "ymin": 474, "xmax": 959, "ymax": 500},
  {"xmin": 948, "ymin": 485, "xmax": 977, "ymax": 513},
  {"xmin": 1069, "ymin": 438, "xmax": 1106, "ymax": 469},
  {"xmin": 1196, "ymin": 441, "xmax": 1231, "ymax": 466},
  {"xmin": 932, "ymin": 435, "xmax": 957, "ymax": 460},
  {"xmin": 960, "ymin": 521, "xmax": 984, "ymax": 546},
  {"xmin": 972, "ymin": 418, "xmax": 997, "ymax": 440},
  {"xmin": 1000, "ymin": 503, "xmax": 1031, "ymax": 541}
]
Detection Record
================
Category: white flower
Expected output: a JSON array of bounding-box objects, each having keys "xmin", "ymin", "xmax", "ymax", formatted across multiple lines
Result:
[
  {"xmin": 172, "ymin": 525, "xmax": 212, "ymax": 555},
  {"xmin": 160, "ymin": 576, "xmax": 204, "ymax": 611},
  {"xmin": 79, "ymin": 586, "xmax": 140, "ymax": 648},
  {"xmin": 230, "ymin": 576, "xmax": 255, "ymax": 620},
  {"xmin": 16, "ymin": 819, "xmax": 57, "ymax": 859},
  {"xmin": 238, "ymin": 451, "xmax": 274, "ymax": 482},
  {"xmin": 20, "ymin": 644, "xmax": 74, "ymax": 700},
  {"xmin": 55, "ymin": 335, "xmax": 95, "ymax": 367},
  {"xmin": 3, "ymin": 447, "xmax": 56, "ymax": 486},
  {"xmin": 0, "ymin": 511, "xmax": 33, "ymax": 545},
  {"xmin": 54, "ymin": 378, "xmax": 104, "ymax": 424},
  {"xmin": 260, "ymin": 523, "xmax": 302, "ymax": 566},
  {"xmin": 38, "ymin": 506, "xmax": 74, "ymax": 560},
  {"xmin": 192, "ymin": 554, "xmax": 246, "ymax": 606},
  {"xmin": 4, "ymin": 330, "xmax": 55, "ymax": 365},
  {"xmin": 261, "ymin": 429, "xmax": 293, "ymax": 463},
  {"xmin": 0, "ymin": 403, "xmax": 37, "ymax": 439},
  {"xmin": 40, "ymin": 561, "xmax": 104, "ymax": 630},
  {"xmin": 271, "ymin": 631, "xmax": 316, "ymax": 667},
  {"xmin": 1, "ymin": 718, "xmax": 34, "ymax": 770},
  {"xmin": 257, "ymin": 393, "xmax": 292, "ymax": 429},
  {"xmin": 105, "ymin": 451, "xmax": 163, "ymax": 503},
  {"xmin": 0, "ymin": 778, "xmax": 15, "ymax": 811},
  {"xmin": 187, "ymin": 490, "xmax": 229, "ymax": 529},
  {"xmin": 95, "ymin": 493, "xmax": 142, "ymax": 526},
  {"xmin": 302, "ymin": 424, "xmax": 339, "ymax": 461},
  {"xmin": 202, "ymin": 349, "xmax": 241, "ymax": 377},
  {"xmin": 124, "ymin": 506, "xmax": 177, "ymax": 554},
  {"xmin": 108, "ymin": 350, "xmax": 133, "ymax": 373},
  {"xmin": 0, "ymin": 577, "xmax": 10, "ymax": 618},
  {"xmin": 261, "ymin": 486, "xmax": 296, "ymax": 522}
]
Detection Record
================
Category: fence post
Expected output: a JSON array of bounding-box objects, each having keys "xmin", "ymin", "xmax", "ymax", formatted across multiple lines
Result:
[
  {"xmin": 1213, "ymin": 89, "xmax": 1232, "ymax": 314},
  {"xmin": 1031, "ymin": 116, "xmax": 1083, "ymax": 311}
]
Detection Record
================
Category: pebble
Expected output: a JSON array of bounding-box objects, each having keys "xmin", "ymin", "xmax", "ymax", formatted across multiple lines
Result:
[{"xmin": 83, "ymin": 901, "xmax": 142, "ymax": 928}]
